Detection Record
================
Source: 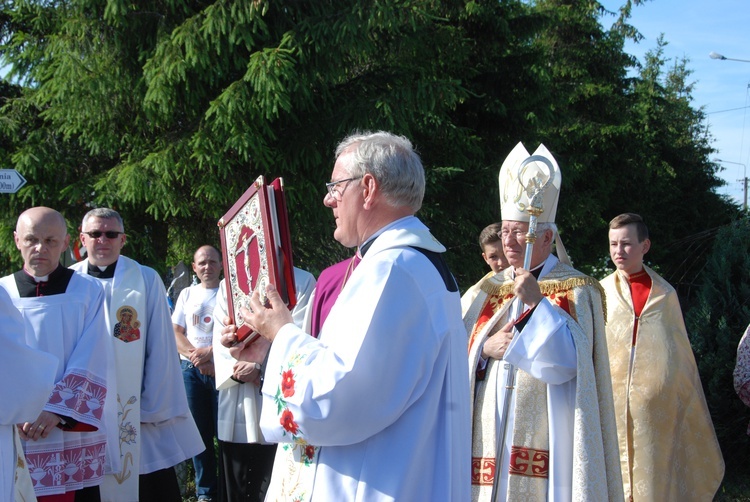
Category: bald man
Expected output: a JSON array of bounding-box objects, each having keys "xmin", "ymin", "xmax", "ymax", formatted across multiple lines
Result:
[
  {"xmin": 172, "ymin": 245, "xmax": 222, "ymax": 502},
  {"xmin": 70, "ymin": 207, "xmax": 203, "ymax": 502},
  {"xmin": 0, "ymin": 206, "xmax": 111, "ymax": 500}
]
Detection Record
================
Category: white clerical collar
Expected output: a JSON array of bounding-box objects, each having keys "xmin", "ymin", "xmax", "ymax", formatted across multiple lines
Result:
[
  {"xmin": 511, "ymin": 254, "xmax": 556, "ymax": 279},
  {"xmin": 357, "ymin": 215, "xmax": 415, "ymax": 258},
  {"xmin": 33, "ymin": 274, "xmax": 49, "ymax": 283},
  {"xmin": 530, "ymin": 262, "xmax": 544, "ymax": 273}
]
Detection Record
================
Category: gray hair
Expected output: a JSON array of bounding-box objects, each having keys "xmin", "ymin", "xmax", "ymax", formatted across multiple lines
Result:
[
  {"xmin": 535, "ymin": 222, "xmax": 558, "ymax": 239},
  {"xmin": 82, "ymin": 208, "xmax": 124, "ymax": 231},
  {"xmin": 335, "ymin": 131, "xmax": 425, "ymax": 212}
]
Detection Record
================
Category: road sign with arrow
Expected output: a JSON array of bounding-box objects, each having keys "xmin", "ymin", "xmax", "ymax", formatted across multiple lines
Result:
[{"xmin": 0, "ymin": 169, "xmax": 27, "ymax": 193}]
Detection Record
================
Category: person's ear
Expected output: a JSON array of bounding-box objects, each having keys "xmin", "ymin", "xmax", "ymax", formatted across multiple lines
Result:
[
  {"xmin": 543, "ymin": 228, "xmax": 554, "ymax": 247},
  {"xmin": 362, "ymin": 174, "xmax": 378, "ymax": 209}
]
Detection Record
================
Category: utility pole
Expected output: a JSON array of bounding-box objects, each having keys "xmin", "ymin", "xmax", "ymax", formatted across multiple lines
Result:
[
  {"xmin": 710, "ymin": 53, "xmax": 750, "ymax": 212},
  {"xmin": 714, "ymin": 158, "xmax": 748, "ymax": 211}
]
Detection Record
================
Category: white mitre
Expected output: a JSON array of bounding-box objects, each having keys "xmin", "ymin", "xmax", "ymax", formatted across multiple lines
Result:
[
  {"xmin": 498, "ymin": 142, "xmax": 571, "ymax": 264},
  {"xmin": 498, "ymin": 142, "xmax": 561, "ymax": 223}
]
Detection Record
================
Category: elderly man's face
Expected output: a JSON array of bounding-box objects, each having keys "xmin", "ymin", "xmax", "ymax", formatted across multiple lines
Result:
[
  {"xmin": 323, "ymin": 151, "xmax": 364, "ymax": 248},
  {"xmin": 80, "ymin": 217, "xmax": 126, "ymax": 267},
  {"xmin": 15, "ymin": 213, "xmax": 70, "ymax": 277},
  {"xmin": 500, "ymin": 220, "xmax": 551, "ymax": 270}
]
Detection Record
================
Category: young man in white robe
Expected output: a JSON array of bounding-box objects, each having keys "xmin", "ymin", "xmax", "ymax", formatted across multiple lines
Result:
[
  {"xmin": 222, "ymin": 131, "xmax": 472, "ymax": 502},
  {"xmin": 0, "ymin": 286, "xmax": 58, "ymax": 502},
  {"xmin": 70, "ymin": 207, "xmax": 204, "ymax": 502},
  {"xmin": 0, "ymin": 206, "xmax": 112, "ymax": 500},
  {"xmin": 462, "ymin": 143, "xmax": 622, "ymax": 501},
  {"xmin": 212, "ymin": 266, "xmax": 315, "ymax": 501}
]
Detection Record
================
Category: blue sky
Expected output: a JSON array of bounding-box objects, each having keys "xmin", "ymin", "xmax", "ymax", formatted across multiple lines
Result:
[{"xmin": 600, "ymin": 0, "xmax": 750, "ymax": 206}]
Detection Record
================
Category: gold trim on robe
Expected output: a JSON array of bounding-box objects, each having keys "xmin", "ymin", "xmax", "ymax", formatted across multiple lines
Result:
[{"xmin": 601, "ymin": 267, "xmax": 724, "ymax": 501}]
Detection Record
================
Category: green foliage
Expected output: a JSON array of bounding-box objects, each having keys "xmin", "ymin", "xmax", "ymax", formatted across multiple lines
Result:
[
  {"xmin": 686, "ymin": 218, "xmax": 750, "ymax": 479},
  {"xmin": 530, "ymin": 0, "xmax": 636, "ymax": 269},
  {"xmin": 529, "ymin": 2, "xmax": 736, "ymax": 293},
  {"xmin": 0, "ymin": 0, "xmax": 737, "ymax": 291},
  {"xmin": 0, "ymin": 0, "xmax": 532, "ymax": 282},
  {"xmin": 611, "ymin": 40, "xmax": 736, "ymax": 295}
]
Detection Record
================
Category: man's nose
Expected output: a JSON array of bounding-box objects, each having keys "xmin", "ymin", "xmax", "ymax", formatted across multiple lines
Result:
[{"xmin": 324, "ymin": 192, "xmax": 336, "ymax": 207}]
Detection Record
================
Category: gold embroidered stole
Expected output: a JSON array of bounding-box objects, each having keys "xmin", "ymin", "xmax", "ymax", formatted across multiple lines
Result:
[
  {"xmin": 468, "ymin": 272, "xmax": 551, "ymax": 501},
  {"xmin": 507, "ymin": 371, "xmax": 549, "ymax": 499},
  {"xmin": 469, "ymin": 304, "xmax": 550, "ymax": 501}
]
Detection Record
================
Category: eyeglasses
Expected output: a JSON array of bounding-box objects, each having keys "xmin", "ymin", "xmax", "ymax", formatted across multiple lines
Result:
[
  {"xmin": 500, "ymin": 229, "xmax": 526, "ymax": 240},
  {"xmin": 83, "ymin": 231, "xmax": 124, "ymax": 239},
  {"xmin": 325, "ymin": 176, "xmax": 362, "ymax": 200}
]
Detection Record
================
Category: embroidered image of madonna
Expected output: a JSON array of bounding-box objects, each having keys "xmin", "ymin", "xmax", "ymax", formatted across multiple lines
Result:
[{"xmin": 114, "ymin": 306, "xmax": 141, "ymax": 343}]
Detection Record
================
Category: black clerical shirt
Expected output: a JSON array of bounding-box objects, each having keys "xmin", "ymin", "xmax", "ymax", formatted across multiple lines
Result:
[{"xmin": 14, "ymin": 265, "xmax": 74, "ymax": 297}]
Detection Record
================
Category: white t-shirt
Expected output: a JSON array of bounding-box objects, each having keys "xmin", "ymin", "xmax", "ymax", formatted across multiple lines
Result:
[{"xmin": 172, "ymin": 284, "xmax": 219, "ymax": 360}]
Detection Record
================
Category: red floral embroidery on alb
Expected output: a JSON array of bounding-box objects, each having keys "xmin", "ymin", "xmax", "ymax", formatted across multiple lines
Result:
[
  {"xmin": 280, "ymin": 409, "xmax": 300, "ymax": 435},
  {"xmin": 281, "ymin": 369, "xmax": 296, "ymax": 398}
]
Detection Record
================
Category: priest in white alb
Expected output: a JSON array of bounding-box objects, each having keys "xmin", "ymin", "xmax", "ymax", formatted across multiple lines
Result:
[
  {"xmin": 463, "ymin": 143, "xmax": 622, "ymax": 501},
  {"xmin": 0, "ymin": 206, "xmax": 112, "ymax": 500},
  {"xmin": 222, "ymin": 131, "xmax": 471, "ymax": 501},
  {"xmin": 71, "ymin": 207, "xmax": 203, "ymax": 502},
  {"xmin": 0, "ymin": 286, "xmax": 58, "ymax": 502}
]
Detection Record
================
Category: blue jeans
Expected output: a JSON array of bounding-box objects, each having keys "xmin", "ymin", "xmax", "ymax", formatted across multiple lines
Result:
[{"xmin": 181, "ymin": 359, "xmax": 219, "ymax": 499}]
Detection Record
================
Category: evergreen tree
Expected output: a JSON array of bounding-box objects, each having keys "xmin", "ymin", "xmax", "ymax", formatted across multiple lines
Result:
[
  {"xmin": 529, "ymin": 1, "xmax": 736, "ymax": 283},
  {"xmin": 611, "ymin": 41, "xmax": 737, "ymax": 295},
  {"xmin": 0, "ymin": 0, "xmax": 542, "ymax": 282},
  {"xmin": 530, "ymin": 0, "xmax": 636, "ymax": 270},
  {"xmin": 685, "ymin": 218, "xmax": 750, "ymax": 479},
  {"xmin": 0, "ymin": 0, "xmax": 736, "ymax": 293}
]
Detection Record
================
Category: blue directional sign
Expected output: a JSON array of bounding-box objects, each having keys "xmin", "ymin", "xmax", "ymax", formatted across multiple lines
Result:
[{"xmin": 0, "ymin": 169, "xmax": 27, "ymax": 193}]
